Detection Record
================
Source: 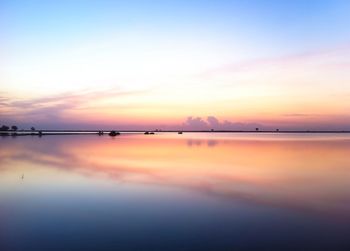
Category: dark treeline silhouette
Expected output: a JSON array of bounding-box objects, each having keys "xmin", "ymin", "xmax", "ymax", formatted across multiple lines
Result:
[
  {"xmin": 0, "ymin": 124, "xmax": 36, "ymax": 131},
  {"xmin": 0, "ymin": 125, "xmax": 10, "ymax": 131},
  {"xmin": 0, "ymin": 125, "xmax": 10, "ymax": 136},
  {"xmin": 1, "ymin": 124, "xmax": 18, "ymax": 136},
  {"xmin": 0, "ymin": 124, "xmax": 40, "ymax": 136}
]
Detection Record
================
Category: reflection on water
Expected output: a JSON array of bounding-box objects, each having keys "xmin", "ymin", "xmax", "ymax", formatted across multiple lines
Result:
[{"xmin": 1, "ymin": 133, "xmax": 350, "ymax": 250}]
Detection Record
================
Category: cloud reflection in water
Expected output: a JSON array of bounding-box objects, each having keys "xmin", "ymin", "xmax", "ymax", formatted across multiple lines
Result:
[{"xmin": 1, "ymin": 133, "xmax": 350, "ymax": 221}]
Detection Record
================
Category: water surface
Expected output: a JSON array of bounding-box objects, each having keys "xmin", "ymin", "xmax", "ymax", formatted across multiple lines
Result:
[{"xmin": 1, "ymin": 133, "xmax": 350, "ymax": 250}]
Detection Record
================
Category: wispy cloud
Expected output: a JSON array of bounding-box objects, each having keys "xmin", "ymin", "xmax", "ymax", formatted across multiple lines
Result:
[
  {"xmin": 8, "ymin": 88, "xmax": 147, "ymax": 109},
  {"xmin": 200, "ymin": 43, "xmax": 350, "ymax": 81},
  {"xmin": 0, "ymin": 88, "xmax": 149, "ymax": 125},
  {"xmin": 0, "ymin": 96, "xmax": 10, "ymax": 106}
]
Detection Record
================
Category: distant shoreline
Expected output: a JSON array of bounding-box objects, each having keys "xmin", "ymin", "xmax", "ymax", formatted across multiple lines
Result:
[{"xmin": 2, "ymin": 129, "xmax": 350, "ymax": 136}]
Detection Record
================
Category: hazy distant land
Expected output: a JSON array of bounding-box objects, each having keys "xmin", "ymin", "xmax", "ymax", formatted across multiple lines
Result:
[{"xmin": 1, "ymin": 128, "xmax": 350, "ymax": 136}]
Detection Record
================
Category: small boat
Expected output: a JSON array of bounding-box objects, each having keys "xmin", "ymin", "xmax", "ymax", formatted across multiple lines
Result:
[
  {"xmin": 178, "ymin": 131, "xmax": 183, "ymax": 134},
  {"xmin": 109, "ymin": 131, "xmax": 120, "ymax": 136}
]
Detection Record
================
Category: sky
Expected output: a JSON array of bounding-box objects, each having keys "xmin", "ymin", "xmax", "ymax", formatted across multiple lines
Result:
[{"xmin": 1, "ymin": 0, "xmax": 350, "ymax": 130}]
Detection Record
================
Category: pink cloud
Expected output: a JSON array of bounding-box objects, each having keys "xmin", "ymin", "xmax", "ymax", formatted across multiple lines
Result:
[{"xmin": 181, "ymin": 116, "xmax": 263, "ymax": 131}]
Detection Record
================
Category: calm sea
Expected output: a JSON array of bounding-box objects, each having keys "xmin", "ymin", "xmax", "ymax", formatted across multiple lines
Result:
[{"xmin": 1, "ymin": 133, "xmax": 350, "ymax": 250}]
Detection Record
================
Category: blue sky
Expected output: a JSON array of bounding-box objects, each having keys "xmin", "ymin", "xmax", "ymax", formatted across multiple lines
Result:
[
  {"xmin": 3, "ymin": 0, "xmax": 350, "ymax": 50},
  {"xmin": 1, "ymin": 0, "xmax": 350, "ymax": 129}
]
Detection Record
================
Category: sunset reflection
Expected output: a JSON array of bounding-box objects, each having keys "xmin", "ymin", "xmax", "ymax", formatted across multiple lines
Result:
[{"xmin": 1, "ymin": 133, "xmax": 350, "ymax": 220}]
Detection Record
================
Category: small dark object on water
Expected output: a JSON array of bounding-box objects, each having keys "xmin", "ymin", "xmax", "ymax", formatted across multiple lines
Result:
[
  {"xmin": 144, "ymin": 131, "xmax": 149, "ymax": 135},
  {"xmin": 38, "ymin": 131, "xmax": 43, "ymax": 136},
  {"xmin": 109, "ymin": 131, "xmax": 120, "ymax": 136},
  {"xmin": 98, "ymin": 131, "xmax": 104, "ymax": 136},
  {"xmin": 144, "ymin": 131, "xmax": 155, "ymax": 135},
  {"xmin": 178, "ymin": 131, "xmax": 183, "ymax": 134}
]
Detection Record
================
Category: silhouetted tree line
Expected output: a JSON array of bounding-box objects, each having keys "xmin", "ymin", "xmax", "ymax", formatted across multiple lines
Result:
[
  {"xmin": 0, "ymin": 125, "xmax": 39, "ymax": 131},
  {"xmin": 1, "ymin": 125, "xmax": 14, "ymax": 136},
  {"xmin": 0, "ymin": 125, "xmax": 10, "ymax": 131},
  {"xmin": 0, "ymin": 124, "xmax": 39, "ymax": 136}
]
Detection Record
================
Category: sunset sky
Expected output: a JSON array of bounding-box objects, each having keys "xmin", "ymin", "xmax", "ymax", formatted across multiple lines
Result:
[{"xmin": 1, "ymin": 0, "xmax": 350, "ymax": 130}]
